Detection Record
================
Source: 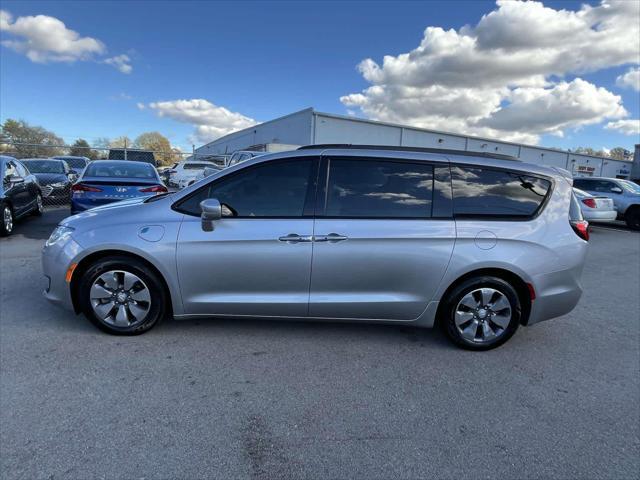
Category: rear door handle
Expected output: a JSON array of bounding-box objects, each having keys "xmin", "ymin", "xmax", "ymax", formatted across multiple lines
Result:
[
  {"xmin": 278, "ymin": 234, "xmax": 313, "ymax": 243},
  {"xmin": 314, "ymin": 233, "xmax": 348, "ymax": 243}
]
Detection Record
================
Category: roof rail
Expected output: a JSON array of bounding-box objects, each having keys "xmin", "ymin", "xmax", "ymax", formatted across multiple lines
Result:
[{"xmin": 297, "ymin": 144, "xmax": 520, "ymax": 161}]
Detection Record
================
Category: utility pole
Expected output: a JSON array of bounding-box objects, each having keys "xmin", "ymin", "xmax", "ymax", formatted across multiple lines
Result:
[{"xmin": 124, "ymin": 138, "xmax": 128, "ymax": 161}]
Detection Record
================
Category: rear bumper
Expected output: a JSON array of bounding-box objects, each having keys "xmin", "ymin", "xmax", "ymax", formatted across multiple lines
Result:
[
  {"xmin": 527, "ymin": 266, "xmax": 584, "ymax": 326},
  {"xmin": 582, "ymin": 209, "xmax": 617, "ymax": 222}
]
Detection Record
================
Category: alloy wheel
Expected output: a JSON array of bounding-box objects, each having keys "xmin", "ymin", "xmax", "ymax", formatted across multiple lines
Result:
[
  {"xmin": 90, "ymin": 270, "xmax": 151, "ymax": 327},
  {"xmin": 37, "ymin": 194, "xmax": 43, "ymax": 213},
  {"xmin": 3, "ymin": 206, "xmax": 13, "ymax": 233},
  {"xmin": 454, "ymin": 288, "xmax": 512, "ymax": 344}
]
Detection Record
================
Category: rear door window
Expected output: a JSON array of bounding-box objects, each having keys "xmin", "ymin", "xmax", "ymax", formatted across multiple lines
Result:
[
  {"xmin": 451, "ymin": 165, "xmax": 551, "ymax": 218},
  {"xmin": 323, "ymin": 159, "xmax": 433, "ymax": 218}
]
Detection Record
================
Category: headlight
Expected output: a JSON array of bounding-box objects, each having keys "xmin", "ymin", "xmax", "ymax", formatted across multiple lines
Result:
[
  {"xmin": 45, "ymin": 225, "xmax": 75, "ymax": 247},
  {"xmin": 51, "ymin": 182, "xmax": 67, "ymax": 188}
]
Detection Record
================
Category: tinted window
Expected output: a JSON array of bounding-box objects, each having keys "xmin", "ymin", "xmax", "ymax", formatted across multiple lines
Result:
[
  {"xmin": 63, "ymin": 158, "xmax": 87, "ymax": 169},
  {"xmin": 22, "ymin": 160, "xmax": 65, "ymax": 174},
  {"xmin": 84, "ymin": 162, "xmax": 157, "ymax": 179},
  {"xmin": 572, "ymin": 179, "xmax": 592, "ymax": 190},
  {"xmin": 14, "ymin": 161, "xmax": 28, "ymax": 177},
  {"xmin": 451, "ymin": 166, "xmax": 551, "ymax": 218},
  {"xmin": 177, "ymin": 159, "xmax": 313, "ymax": 217},
  {"xmin": 3, "ymin": 161, "xmax": 16, "ymax": 181},
  {"xmin": 325, "ymin": 159, "xmax": 433, "ymax": 218}
]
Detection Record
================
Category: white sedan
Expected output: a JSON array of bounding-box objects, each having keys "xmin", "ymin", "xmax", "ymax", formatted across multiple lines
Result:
[{"xmin": 573, "ymin": 187, "xmax": 617, "ymax": 222}]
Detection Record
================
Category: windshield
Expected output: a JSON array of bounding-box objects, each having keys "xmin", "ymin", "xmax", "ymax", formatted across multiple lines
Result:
[
  {"xmin": 84, "ymin": 162, "xmax": 157, "ymax": 179},
  {"xmin": 59, "ymin": 157, "xmax": 87, "ymax": 168},
  {"xmin": 619, "ymin": 179, "xmax": 640, "ymax": 194},
  {"xmin": 23, "ymin": 160, "xmax": 65, "ymax": 174}
]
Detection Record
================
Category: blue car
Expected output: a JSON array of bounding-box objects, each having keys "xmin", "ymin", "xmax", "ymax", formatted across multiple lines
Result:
[{"xmin": 71, "ymin": 160, "xmax": 167, "ymax": 214}]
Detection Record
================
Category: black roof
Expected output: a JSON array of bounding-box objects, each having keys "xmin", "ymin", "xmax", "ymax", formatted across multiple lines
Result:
[{"xmin": 297, "ymin": 144, "xmax": 519, "ymax": 161}]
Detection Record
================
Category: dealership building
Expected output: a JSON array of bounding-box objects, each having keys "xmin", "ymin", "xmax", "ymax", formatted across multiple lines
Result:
[{"xmin": 196, "ymin": 108, "xmax": 635, "ymax": 179}]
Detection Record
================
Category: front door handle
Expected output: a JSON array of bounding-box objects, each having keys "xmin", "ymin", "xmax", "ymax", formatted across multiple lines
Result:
[
  {"xmin": 278, "ymin": 233, "xmax": 313, "ymax": 243},
  {"xmin": 314, "ymin": 233, "xmax": 348, "ymax": 243}
]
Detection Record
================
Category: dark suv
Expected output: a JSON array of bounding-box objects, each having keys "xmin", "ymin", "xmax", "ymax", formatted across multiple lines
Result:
[{"xmin": 1, "ymin": 155, "xmax": 43, "ymax": 236}]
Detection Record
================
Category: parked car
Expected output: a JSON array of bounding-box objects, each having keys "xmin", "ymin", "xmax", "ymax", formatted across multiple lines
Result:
[
  {"xmin": 1, "ymin": 155, "xmax": 43, "ymax": 236},
  {"xmin": 572, "ymin": 188, "xmax": 617, "ymax": 223},
  {"xmin": 226, "ymin": 150, "xmax": 266, "ymax": 167},
  {"xmin": 573, "ymin": 176, "xmax": 640, "ymax": 229},
  {"xmin": 42, "ymin": 146, "xmax": 588, "ymax": 350},
  {"xmin": 21, "ymin": 159, "xmax": 76, "ymax": 204},
  {"xmin": 70, "ymin": 160, "xmax": 167, "ymax": 214},
  {"xmin": 168, "ymin": 161, "xmax": 220, "ymax": 189},
  {"xmin": 53, "ymin": 156, "xmax": 90, "ymax": 175},
  {"xmin": 193, "ymin": 165, "xmax": 222, "ymax": 184}
]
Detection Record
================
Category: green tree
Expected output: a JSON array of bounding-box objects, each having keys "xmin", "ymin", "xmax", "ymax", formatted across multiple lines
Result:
[
  {"xmin": 133, "ymin": 131, "xmax": 178, "ymax": 166},
  {"xmin": 608, "ymin": 147, "xmax": 629, "ymax": 160},
  {"xmin": 69, "ymin": 138, "xmax": 98, "ymax": 160},
  {"xmin": 0, "ymin": 119, "xmax": 64, "ymax": 158},
  {"xmin": 109, "ymin": 136, "xmax": 132, "ymax": 149}
]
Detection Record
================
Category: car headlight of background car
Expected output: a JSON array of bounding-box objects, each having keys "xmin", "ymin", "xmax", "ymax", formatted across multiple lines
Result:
[
  {"xmin": 50, "ymin": 182, "xmax": 68, "ymax": 189},
  {"xmin": 45, "ymin": 226, "xmax": 75, "ymax": 247}
]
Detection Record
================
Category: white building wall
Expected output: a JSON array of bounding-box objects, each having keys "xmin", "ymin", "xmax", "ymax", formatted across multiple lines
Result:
[
  {"xmin": 401, "ymin": 128, "xmax": 467, "ymax": 150},
  {"xmin": 314, "ymin": 115, "xmax": 402, "ymax": 145},
  {"xmin": 196, "ymin": 108, "xmax": 633, "ymax": 178}
]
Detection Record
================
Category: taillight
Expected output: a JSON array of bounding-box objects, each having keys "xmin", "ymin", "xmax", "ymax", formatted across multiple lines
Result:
[
  {"xmin": 71, "ymin": 184, "xmax": 102, "ymax": 192},
  {"xmin": 139, "ymin": 185, "xmax": 168, "ymax": 193},
  {"xmin": 571, "ymin": 220, "xmax": 589, "ymax": 241},
  {"xmin": 581, "ymin": 198, "xmax": 597, "ymax": 209}
]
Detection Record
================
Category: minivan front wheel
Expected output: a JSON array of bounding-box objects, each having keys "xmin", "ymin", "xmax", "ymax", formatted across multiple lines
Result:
[
  {"xmin": 442, "ymin": 276, "xmax": 520, "ymax": 350},
  {"xmin": 78, "ymin": 256, "xmax": 167, "ymax": 335}
]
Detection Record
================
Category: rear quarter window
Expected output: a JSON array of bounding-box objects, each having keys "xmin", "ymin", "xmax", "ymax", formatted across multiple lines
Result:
[{"xmin": 451, "ymin": 165, "xmax": 551, "ymax": 219}]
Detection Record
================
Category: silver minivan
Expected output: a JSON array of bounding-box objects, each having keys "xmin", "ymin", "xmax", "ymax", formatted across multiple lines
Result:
[{"xmin": 42, "ymin": 146, "xmax": 589, "ymax": 350}]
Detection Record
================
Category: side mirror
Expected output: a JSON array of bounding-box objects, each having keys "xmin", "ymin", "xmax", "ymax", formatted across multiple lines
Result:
[
  {"xmin": 611, "ymin": 187, "xmax": 623, "ymax": 194},
  {"xmin": 9, "ymin": 175, "xmax": 24, "ymax": 185},
  {"xmin": 200, "ymin": 198, "xmax": 222, "ymax": 232}
]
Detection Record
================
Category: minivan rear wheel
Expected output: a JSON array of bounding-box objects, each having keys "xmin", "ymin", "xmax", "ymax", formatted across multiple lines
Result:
[
  {"xmin": 78, "ymin": 256, "xmax": 167, "ymax": 335},
  {"xmin": 442, "ymin": 276, "xmax": 520, "ymax": 350}
]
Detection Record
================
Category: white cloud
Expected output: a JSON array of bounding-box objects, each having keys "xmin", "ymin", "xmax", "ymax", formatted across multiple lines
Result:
[
  {"xmin": 605, "ymin": 119, "xmax": 640, "ymax": 136},
  {"xmin": 616, "ymin": 67, "xmax": 640, "ymax": 91},
  {"xmin": 103, "ymin": 54, "xmax": 132, "ymax": 74},
  {"xmin": 0, "ymin": 9, "xmax": 132, "ymax": 73},
  {"xmin": 144, "ymin": 99, "xmax": 257, "ymax": 143},
  {"xmin": 341, "ymin": 0, "xmax": 639, "ymax": 144}
]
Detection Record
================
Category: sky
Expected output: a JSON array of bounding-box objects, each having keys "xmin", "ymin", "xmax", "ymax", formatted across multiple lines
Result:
[{"xmin": 1, "ymin": 0, "xmax": 639, "ymax": 153}]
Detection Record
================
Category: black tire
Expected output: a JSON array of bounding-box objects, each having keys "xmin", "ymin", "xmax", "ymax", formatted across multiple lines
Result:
[
  {"xmin": 625, "ymin": 207, "xmax": 640, "ymax": 231},
  {"xmin": 32, "ymin": 193, "xmax": 43, "ymax": 216},
  {"xmin": 1, "ymin": 203, "xmax": 14, "ymax": 237},
  {"xmin": 78, "ymin": 256, "xmax": 167, "ymax": 335},
  {"xmin": 441, "ymin": 276, "xmax": 521, "ymax": 351}
]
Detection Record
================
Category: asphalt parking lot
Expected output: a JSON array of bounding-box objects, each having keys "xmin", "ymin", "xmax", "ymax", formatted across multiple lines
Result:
[{"xmin": 1, "ymin": 209, "xmax": 638, "ymax": 480}]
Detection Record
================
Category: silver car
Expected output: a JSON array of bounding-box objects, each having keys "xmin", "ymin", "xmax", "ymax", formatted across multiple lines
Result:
[
  {"xmin": 42, "ymin": 147, "xmax": 589, "ymax": 350},
  {"xmin": 573, "ymin": 176, "xmax": 640, "ymax": 230},
  {"xmin": 572, "ymin": 188, "xmax": 617, "ymax": 223}
]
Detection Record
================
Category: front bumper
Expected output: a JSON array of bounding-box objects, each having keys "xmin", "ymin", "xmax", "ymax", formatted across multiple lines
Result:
[{"xmin": 42, "ymin": 236, "xmax": 83, "ymax": 312}]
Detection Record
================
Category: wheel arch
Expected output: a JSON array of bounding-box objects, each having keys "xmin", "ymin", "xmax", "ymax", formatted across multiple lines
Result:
[
  {"xmin": 70, "ymin": 249, "xmax": 174, "ymax": 316},
  {"xmin": 435, "ymin": 267, "xmax": 533, "ymax": 327}
]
